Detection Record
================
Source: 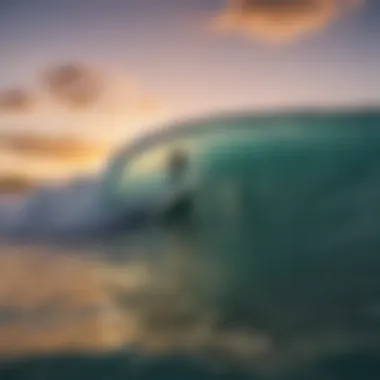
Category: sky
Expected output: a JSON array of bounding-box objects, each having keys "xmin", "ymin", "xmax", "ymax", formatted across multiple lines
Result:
[
  {"xmin": 0, "ymin": 0, "xmax": 380, "ymax": 358},
  {"xmin": 0, "ymin": 0, "xmax": 379, "ymax": 181}
]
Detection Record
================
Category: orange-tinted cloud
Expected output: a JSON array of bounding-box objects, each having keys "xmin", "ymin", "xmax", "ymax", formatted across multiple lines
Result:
[
  {"xmin": 0, "ymin": 89, "xmax": 33, "ymax": 112},
  {"xmin": 0, "ymin": 133, "xmax": 108, "ymax": 159},
  {"xmin": 0, "ymin": 175, "xmax": 36, "ymax": 195},
  {"xmin": 0, "ymin": 132, "xmax": 113, "ymax": 189},
  {"xmin": 211, "ymin": 0, "xmax": 364, "ymax": 43},
  {"xmin": 0, "ymin": 132, "xmax": 110, "ymax": 163}
]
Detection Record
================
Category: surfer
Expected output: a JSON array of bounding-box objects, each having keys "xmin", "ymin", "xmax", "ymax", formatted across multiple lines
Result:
[{"xmin": 159, "ymin": 148, "xmax": 195, "ymax": 231}]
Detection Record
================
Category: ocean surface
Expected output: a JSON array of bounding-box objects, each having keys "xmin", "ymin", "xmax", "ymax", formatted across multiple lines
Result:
[{"xmin": 1, "ymin": 111, "xmax": 380, "ymax": 379}]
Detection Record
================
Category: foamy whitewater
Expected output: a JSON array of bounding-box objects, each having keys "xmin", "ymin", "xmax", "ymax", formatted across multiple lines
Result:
[{"xmin": 0, "ymin": 178, "xmax": 112, "ymax": 239}]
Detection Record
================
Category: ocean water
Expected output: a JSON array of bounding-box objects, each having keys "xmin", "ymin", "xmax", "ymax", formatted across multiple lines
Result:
[
  {"xmin": 1, "ymin": 110, "xmax": 380, "ymax": 379},
  {"xmin": 0, "ymin": 245, "xmax": 379, "ymax": 380}
]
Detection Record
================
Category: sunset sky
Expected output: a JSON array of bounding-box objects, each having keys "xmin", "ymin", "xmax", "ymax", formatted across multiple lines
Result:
[
  {"xmin": 0, "ymin": 0, "xmax": 379, "ymax": 180},
  {"xmin": 1, "ymin": 0, "xmax": 380, "ymax": 358}
]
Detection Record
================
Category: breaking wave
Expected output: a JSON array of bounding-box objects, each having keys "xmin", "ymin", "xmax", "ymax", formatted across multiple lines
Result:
[
  {"xmin": 0, "ymin": 167, "xmax": 379, "ymax": 377},
  {"xmin": 1, "ymin": 110, "xmax": 380, "ymax": 377},
  {"xmin": 0, "ymin": 178, "xmax": 119, "ymax": 241}
]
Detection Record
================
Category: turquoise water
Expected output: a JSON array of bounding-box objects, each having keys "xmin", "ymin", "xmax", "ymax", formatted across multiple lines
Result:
[
  {"xmin": 1, "ymin": 350, "xmax": 380, "ymax": 379},
  {"xmin": 2, "ymin": 109, "xmax": 380, "ymax": 379}
]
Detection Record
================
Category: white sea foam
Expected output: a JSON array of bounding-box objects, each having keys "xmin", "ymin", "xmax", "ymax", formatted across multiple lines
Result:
[{"xmin": 0, "ymin": 178, "xmax": 115, "ymax": 240}]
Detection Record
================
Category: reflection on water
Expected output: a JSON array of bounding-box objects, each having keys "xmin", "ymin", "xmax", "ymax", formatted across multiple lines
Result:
[
  {"xmin": 0, "ymin": 244, "xmax": 262, "ymax": 360},
  {"xmin": 0, "ymin": 247, "xmax": 127, "ymax": 356},
  {"xmin": 0, "ymin": 243, "xmax": 270, "ymax": 380},
  {"xmin": 0, "ymin": 241, "xmax": 379, "ymax": 379}
]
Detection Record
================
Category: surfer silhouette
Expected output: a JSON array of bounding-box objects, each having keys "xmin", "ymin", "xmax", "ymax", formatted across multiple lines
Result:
[{"xmin": 159, "ymin": 148, "xmax": 194, "ymax": 230}]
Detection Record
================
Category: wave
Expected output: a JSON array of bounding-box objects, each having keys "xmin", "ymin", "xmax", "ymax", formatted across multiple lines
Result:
[
  {"xmin": 1, "ymin": 110, "xmax": 380, "ymax": 374},
  {"xmin": 0, "ymin": 178, "xmax": 121, "ymax": 242}
]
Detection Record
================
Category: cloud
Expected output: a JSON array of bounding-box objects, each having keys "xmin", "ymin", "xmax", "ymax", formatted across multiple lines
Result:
[
  {"xmin": 0, "ymin": 89, "xmax": 34, "ymax": 112},
  {"xmin": 0, "ymin": 175, "xmax": 36, "ymax": 196},
  {"xmin": 41, "ymin": 63, "xmax": 104, "ymax": 109},
  {"xmin": 211, "ymin": 0, "xmax": 364, "ymax": 43},
  {"xmin": 0, "ymin": 63, "xmax": 168, "ymax": 182},
  {"xmin": 0, "ymin": 132, "xmax": 110, "ymax": 163},
  {"xmin": 0, "ymin": 132, "xmax": 111, "ymax": 188},
  {"xmin": 0, "ymin": 62, "xmax": 165, "ymax": 115}
]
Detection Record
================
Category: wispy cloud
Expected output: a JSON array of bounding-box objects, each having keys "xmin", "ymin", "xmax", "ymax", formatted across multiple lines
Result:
[
  {"xmin": 0, "ymin": 175, "xmax": 35, "ymax": 196},
  {"xmin": 0, "ymin": 62, "xmax": 165, "ymax": 115},
  {"xmin": 0, "ymin": 89, "xmax": 34, "ymax": 112},
  {"xmin": 41, "ymin": 63, "xmax": 104, "ymax": 110},
  {"xmin": 0, "ymin": 132, "xmax": 111, "ymax": 190},
  {"xmin": 0, "ymin": 132, "xmax": 109, "ymax": 162},
  {"xmin": 211, "ymin": 0, "xmax": 364, "ymax": 43}
]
